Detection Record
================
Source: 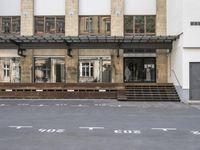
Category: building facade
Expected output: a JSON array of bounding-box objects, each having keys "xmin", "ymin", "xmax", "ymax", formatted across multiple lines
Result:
[{"xmin": 0, "ymin": 0, "xmax": 198, "ymax": 102}]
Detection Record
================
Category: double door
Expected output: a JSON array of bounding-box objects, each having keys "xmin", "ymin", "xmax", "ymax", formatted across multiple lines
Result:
[{"xmin": 124, "ymin": 58, "xmax": 156, "ymax": 83}]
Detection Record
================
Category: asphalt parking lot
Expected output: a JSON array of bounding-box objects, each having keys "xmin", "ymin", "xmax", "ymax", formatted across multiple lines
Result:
[{"xmin": 0, "ymin": 99, "xmax": 200, "ymax": 150}]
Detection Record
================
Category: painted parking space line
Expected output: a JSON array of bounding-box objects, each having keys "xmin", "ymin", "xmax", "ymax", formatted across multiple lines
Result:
[
  {"xmin": 55, "ymin": 104, "xmax": 68, "ymax": 106},
  {"xmin": 79, "ymin": 127, "xmax": 105, "ymax": 131},
  {"xmin": 38, "ymin": 129, "xmax": 65, "ymax": 133},
  {"xmin": 8, "ymin": 126, "xmax": 33, "ymax": 129},
  {"xmin": 70, "ymin": 104, "xmax": 89, "ymax": 108},
  {"xmin": 30, "ymin": 104, "xmax": 48, "ymax": 107},
  {"xmin": 17, "ymin": 104, "xmax": 30, "ymax": 106},
  {"xmin": 0, "ymin": 104, "xmax": 9, "ymax": 107},
  {"xmin": 114, "ymin": 129, "xmax": 141, "ymax": 135},
  {"xmin": 152, "ymin": 128, "xmax": 177, "ymax": 132}
]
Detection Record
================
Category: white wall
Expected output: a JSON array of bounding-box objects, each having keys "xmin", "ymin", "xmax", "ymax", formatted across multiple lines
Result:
[
  {"xmin": 124, "ymin": 0, "xmax": 156, "ymax": 15},
  {"xmin": 34, "ymin": 0, "xmax": 65, "ymax": 16},
  {"xmin": 79, "ymin": 0, "xmax": 111, "ymax": 15},
  {"xmin": 0, "ymin": 0, "xmax": 20, "ymax": 16},
  {"xmin": 169, "ymin": 36, "xmax": 183, "ymax": 87},
  {"xmin": 183, "ymin": 0, "xmax": 200, "ymax": 48},
  {"xmin": 167, "ymin": 0, "xmax": 183, "ymax": 35},
  {"xmin": 182, "ymin": 48, "xmax": 200, "ymax": 89}
]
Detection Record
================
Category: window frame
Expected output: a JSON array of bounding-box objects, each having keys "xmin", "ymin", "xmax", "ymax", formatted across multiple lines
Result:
[
  {"xmin": 0, "ymin": 16, "xmax": 20, "ymax": 35},
  {"xmin": 35, "ymin": 16, "xmax": 65, "ymax": 35},
  {"xmin": 79, "ymin": 16, "xmax": 111, "ymax": 35},
  {"xmin": 124, "ymin": 15, "xmax": 156, "ymax": 36}
]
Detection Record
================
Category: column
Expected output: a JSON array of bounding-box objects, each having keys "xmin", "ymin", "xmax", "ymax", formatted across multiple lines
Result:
[
  {"xmin": 111, "ymin": 49, "xmax": 124, "ymax": 83},
  {"xmin": 111, "ymin": 0, "xmax": 124, "ymax": 36},
  {"xmin": 21, "ymin": 0, "xmax": 34, "ymax": 36},
  {"xmin": 156, "ymin": 0, "xmax": 168, "ymax": 83},
  {"xmin": 65, "ymin": 0, "xmax": 79, "ymax": 36}
]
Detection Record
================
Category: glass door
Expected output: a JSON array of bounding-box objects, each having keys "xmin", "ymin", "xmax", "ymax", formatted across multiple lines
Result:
[{"xmin": 124, "ymin": 58, "xmax": 156, "ymax": 83}]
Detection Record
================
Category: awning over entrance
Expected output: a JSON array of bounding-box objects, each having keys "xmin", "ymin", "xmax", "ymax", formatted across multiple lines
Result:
[{"xmin": 0, "ymin": 35, "xmax": 178, "ymax": 50}]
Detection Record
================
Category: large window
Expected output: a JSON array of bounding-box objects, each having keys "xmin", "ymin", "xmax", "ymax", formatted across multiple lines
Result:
[
  {"xmin": 0, "ymin": 57, "xmax": 21, "ymax": 83},
  {"xmin": 79, "ymin": 16, "xmax": 111, "ymax": 35},
  {"xmin": 124, "ymin": 16, "xmax": 155, "ymax": 35},
  {"xmin": 34, "ymin": 57, "xmax": 65, "ymax": 83},
  {"xmin": 79, "ymin": 57, "xmax": 111, "ymax": 83},
  {"xmin": 0, "ymin": 17, "xmax": 20, "ymax": 34},
  {"xmin": 35, "ymin": 16, "xmax": 65, "ymax": 35}
]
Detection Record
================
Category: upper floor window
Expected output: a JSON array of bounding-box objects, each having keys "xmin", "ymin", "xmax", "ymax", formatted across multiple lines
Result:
[
  {"xmin": 124, "ymin": 16, "xmax": 155, "ymax": 35},
  {"xmin": 0, "ymin": 17, "xmax": 20, "ymax": 34},
  {"xmin": 79, "ymin": 16, "xmax": 111, "ymax": 35},
  {"xmin": 35, "ymin": 16, "xmax": 65, "ymax": 35}
]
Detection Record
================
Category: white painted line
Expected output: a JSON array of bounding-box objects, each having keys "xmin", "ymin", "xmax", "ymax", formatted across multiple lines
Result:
[
  {"xmin": 114, "ymin": 129, "xmax": 141, "ymax": 134},
  {"xmin": 5, "ymin": 89, "xmax": 12, "ymax": 92},
  {"xmin": 8, "ymin": 126, "xmax": 33, "ymax": 129},
  {"xmin": 0, "ymin": 104, "xmax": 8, "ymax": 107},
  {"xmin": 191, "ymin": 131, "xmax": 200, "ymax": 135},
  {"xmin": 94, "ymin": 104, "xmax": 107, "ymax": 107},
  {"xmin": 109, "ymin": 105, "xmax": 122, "ymax": 108},
  {"xmin": 36, "ymin": 89, "xmax": 43, "ymax": 92},
  {"xmin": 38, "ymin": 129, "xmax": 65, "ymax": 133},
  {"xmin": 79, "ymin": 127, "xmax": 105, "ymax": 131},
  {"xmin": 70, "ymin": 104, "xmax": 89, "ymax": 107},
  {"xmin": 30, "ymin": 104, "xmax": 48, "ymax": 107},
  {"xmin": 152, "ymin": 128, "xmax": 177, "ymax": 132},
  {"xmin": 55, "ymin": 104, "xmax": 68, "ymax": 106},
  {"xmin": 99, "ymin": 89, "xmax": 106, "ymax": 92},
  {"xmin": 67, "ymin": 89, "xmax": 74, "ymax": 92},
  {"xmin": 17, "ymin": 104, "xmax": 29, "ymax": 106}
]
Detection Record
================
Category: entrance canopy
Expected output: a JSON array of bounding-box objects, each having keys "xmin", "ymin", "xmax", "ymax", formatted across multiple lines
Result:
[{"xmin": 0, "ymin": 35, "xmax": 177, "ymax": 50}]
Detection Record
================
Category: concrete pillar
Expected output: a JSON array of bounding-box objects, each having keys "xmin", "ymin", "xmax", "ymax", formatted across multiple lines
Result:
[
  {"xmin": 66, "ymin": 49, "xmax": 79, "ymax": 83},
  {"xmin": 65, "ymin": 0, "xmax": 79, "ymax": 36},
  {"xmin": 156, "ymin": 0, "xmax": 168, "ymax": 83},
  {"xmin": 20, "ymin": 50, "xmax": 33, "ymax": 83},
  {"xmin": 111, "ymin": 49, "xmax": 124, "ymax": 83},
  {"xmin": 111, "ymin": 0, "xmax": 124, "ymax": 36},
  {"xmin": 21, "ymin": 0, "xmax": 34, "ymax": 36}
]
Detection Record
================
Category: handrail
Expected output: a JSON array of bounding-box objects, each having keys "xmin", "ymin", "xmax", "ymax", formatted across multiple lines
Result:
[{"xmin": 171, "ymin": 69, "xmax": 182, "ymax": 88}]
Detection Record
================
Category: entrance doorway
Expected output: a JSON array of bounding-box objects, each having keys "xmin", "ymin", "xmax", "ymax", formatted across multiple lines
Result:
[
  {"xmin": 190, "ymin": 62, "xmax": 200, "ymax": 100},
  {"xmin": 124, "ymin": 58, "xmax": 156, "ymax": 83}
]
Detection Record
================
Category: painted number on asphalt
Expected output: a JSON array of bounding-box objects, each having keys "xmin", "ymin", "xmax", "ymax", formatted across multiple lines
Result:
[
  {"xmin": 191, "ymin": 131, "xmax": 200, "ymax": 135},
  {"xmin": 38, "ymin": 129, "xmax": 65, "ymax": 133},
  {"xmin": 114, "ymin": 130, "xmax": 141, "ymax": 134}
]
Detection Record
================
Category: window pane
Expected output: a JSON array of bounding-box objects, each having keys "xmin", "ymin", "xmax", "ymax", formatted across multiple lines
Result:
[
  {"xmin": 12, "ymin": 17, "xmax": 20, "ymax": 33},
  {"xmin": 45, "ymin": 17, "xmax": 55, "ymax": 34},
  {"xmin": 35, "ymin": 17, "xmax": 44, "ymax": 34},
  {"xmin": 146, "ymin": 16, "xmax": 155, "ymax": 34},
  {"xmin": 56, "ymin": 17, "xmax": 65, "ymax": 34},
  {"xmin": 2, "ymin": 17, "xmax": 11, "ymax": 33},
  {"xmin": 99, "ymin": 16, "xmax": 110, "ymax": 35},
  {"xmin": 135, "ymin": 16, "xmax": 144, "ymax": 34},
  {"xmin": 125, "ymin": 16, "xmax": 133, "ymax": 33}
]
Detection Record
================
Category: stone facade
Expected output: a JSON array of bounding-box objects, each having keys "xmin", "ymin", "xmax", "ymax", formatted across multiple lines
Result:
[
  {"xmin": 111, "ymin": 0, "xmax": 124, "ymax": 36},
  {"xmin": 20, "ymin": 49, "xmax": 33, "ymax": 83},
  {"xmin": 111, "ymin": 49, "xmax": 124, "ymax": 83},
  {"xmin": 66, "ymin": 49, "xmax": 78, "ymax": 83},
  {"xmin": 156, "ymin": 0, "xmax": 168, "ymax": 83},
  {"xmin": 21, "ymin": 0, "xmax": 34, "ymax": 36},
  {"xmin": 5, "ymin": 0, "xmax": 169, "ymax": 84},
  {"xmin": 65, "ymin": 0, "xmax": 79, "ymax": 36}
]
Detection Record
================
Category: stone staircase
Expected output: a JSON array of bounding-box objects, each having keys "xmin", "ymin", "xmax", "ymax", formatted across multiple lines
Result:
[{"xmin": 118, "ymin": 83, "xmax": 180, "ymax": 101}]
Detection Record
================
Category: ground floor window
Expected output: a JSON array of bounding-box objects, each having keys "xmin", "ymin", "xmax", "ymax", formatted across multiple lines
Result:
[
  {"xmin": 0, "ymin": 57, "xmax": 21, "ymax": 82},
  {"xmin": 79, "ymin": 56, "xmax": 111, "ymax": 83},
  {"xmin": 34, "ymin": 57, "xmax": 65, "ymax": 83},
  {"xmin": 124, "ymin": 57, "xmax": 156, "ymax": 83}
]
